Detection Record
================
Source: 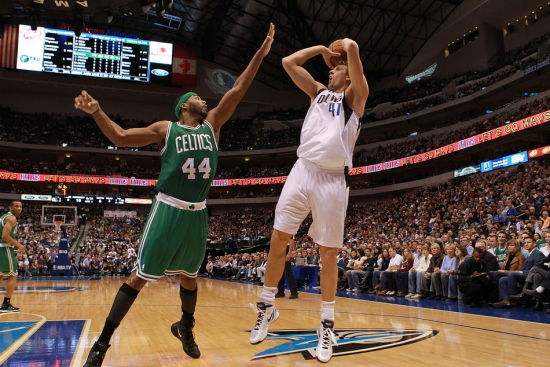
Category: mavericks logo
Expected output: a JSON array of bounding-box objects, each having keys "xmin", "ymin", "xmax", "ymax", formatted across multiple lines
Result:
[{"xmin": 251, "ymin": 328, "xmax": 437, "ymax": 360}]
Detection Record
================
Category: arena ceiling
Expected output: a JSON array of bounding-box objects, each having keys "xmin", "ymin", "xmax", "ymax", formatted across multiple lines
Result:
[{"xmin": 4, "ymin": 0, "xmax": 464, "ymax": 88}]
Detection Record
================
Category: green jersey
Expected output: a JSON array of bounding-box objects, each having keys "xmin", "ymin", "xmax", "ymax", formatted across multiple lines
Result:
[
  {"xmin": 156, "ymin": 121, "xmax": 219, "ymax": 202},
  {"xmin": 0, "ymin": 211, "xmax": 17, "ymax": 245},
  {"xmin": 494, "ymin": 246, "xmax": 507, "ymax": 263}
]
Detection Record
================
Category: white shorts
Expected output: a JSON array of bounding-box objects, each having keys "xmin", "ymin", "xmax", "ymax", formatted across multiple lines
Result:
[{"xmin": 274, "ymin": 158, "xmax": 349, "ymax": 248}]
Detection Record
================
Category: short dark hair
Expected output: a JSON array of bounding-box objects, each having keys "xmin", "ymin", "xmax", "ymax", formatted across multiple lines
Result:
[{"xmin": 9, "ymin": 200, "xmax": 21, "ymax": 207}]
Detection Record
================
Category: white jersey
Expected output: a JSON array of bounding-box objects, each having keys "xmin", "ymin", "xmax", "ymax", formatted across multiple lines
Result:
[{"xmin": 296, "ymin": 89, "xmax": 360, "ymax": 171}]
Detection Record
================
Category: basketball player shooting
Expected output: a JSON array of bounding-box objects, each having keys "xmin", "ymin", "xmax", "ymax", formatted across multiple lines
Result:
[
  {"xmin": 75, "ymin": 23, "xmax": 274, "ymax": 367},
  {"xmin": 250, "ymin": 39, "xmax": 369, "ymax": 363}
]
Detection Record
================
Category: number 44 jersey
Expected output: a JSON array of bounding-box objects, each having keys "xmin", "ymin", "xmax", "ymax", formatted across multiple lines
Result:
[{"xmin": 156, "ymin": 121, "xmax": 219, "ymax": 202}]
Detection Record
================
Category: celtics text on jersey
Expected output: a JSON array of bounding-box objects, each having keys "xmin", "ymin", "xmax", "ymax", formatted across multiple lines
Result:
[{"xmin": 155, "ymin": 120, "xmax": 219, "ymax": 203}]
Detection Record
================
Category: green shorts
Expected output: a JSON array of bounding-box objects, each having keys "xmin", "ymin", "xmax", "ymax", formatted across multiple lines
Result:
[
  {"xmin": 0, "ymin": 246, "xmax": 17, "ymax": 277},
  {"xmin": 134, "ymin": 197, "xmax": 208, "ymax": 281}
]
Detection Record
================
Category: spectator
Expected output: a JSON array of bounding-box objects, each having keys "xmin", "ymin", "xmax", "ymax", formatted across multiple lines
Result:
[
  {"xmin": 493, "ymin": 233, "xmax": 508, "ymax": 267},
  {"xmin": 369, "ymin": 249, "xmax": 390, "ymax": 293},
  {"xmin": 475, "ymin": 240, "xmax": 500, "ymax": 272},
  {"xmin": 430, "ymin": 243, "xmax": 458, "ymax": 299},
  {"xmin": 378, "ymin": 247, "xmax": 403, "ymax": 295},
  {"xmin": 492, "ymin": 236, "xmax": 545, "ymax": 308},
  {"xmin": 458, "ymin": 247, "xmax": 495, "ymax": 306},
  {"xmin": 395, "ymin": 248, "xmax": 414, "ymax": 297},
  {"xmin": 420, "ymin": 243, "xmax": 444, "ymax": 298},
  {"xmin": 407, "ymin": 244, "xmax": 432, "ymax": 299}
]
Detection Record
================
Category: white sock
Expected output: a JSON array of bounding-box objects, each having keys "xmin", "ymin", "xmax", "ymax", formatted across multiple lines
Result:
[
  {"xmin": 260, "ymin": 286, "xmax": 277, "ymax": 305},
  {"xmin": 321, "ymin": 301, "xmax": 335, "ymax": 321},
  {"xmin": 536, "ymin": 286, "xmax": 544, "ymax": 294}
]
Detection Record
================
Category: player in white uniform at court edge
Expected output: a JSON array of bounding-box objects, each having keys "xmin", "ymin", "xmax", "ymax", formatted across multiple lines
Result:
[{"xmin": 249, "ymin": 38, "xmax": 369, "ymax": 363}]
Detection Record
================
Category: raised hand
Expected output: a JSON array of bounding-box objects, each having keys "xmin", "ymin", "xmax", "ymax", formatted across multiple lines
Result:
[
  {"xmin": 319, "ymin": 46, "xmax": 341, "ymax": 69},
  {"xmin": 258, "ymin": 22, "xmax": 275, "ymax": 57},
  {"xmin": 341, "ymin": 38, "xmax": 358, "ymax": 52},
  {"xmin": 74, "ymin": 90, "xmax": 100, "ymax": 114}
]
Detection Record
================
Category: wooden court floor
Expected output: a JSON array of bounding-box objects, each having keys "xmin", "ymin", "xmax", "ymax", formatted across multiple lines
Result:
[{"xmin": 1, "ymin": 277, "xmax": 550, "ymax": 366}]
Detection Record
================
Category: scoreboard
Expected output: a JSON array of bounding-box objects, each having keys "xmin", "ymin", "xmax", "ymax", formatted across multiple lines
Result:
[
  {"xmin": 51, "ymin": 195, "xmax": 126, "ymax": 204},
  {"xmin": 16, "ymin": 25, "xmax": 172, "ymax": 83},
  {"xmin": 21, "ymin": 194, "xmax": 151, "ymax": 205}
]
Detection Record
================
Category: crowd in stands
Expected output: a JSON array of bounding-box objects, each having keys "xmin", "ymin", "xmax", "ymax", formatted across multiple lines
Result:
[
  {"xmin": 14, "ymin": 221, "xmax": 79, "ymax": 277},
  {"xmin": 206, "ymin": 252, "xmax": 268, "ymax": 282},
  {"xmin": 364, "ymin": 33, "xmax": 547, "ymax": 108},
  {"xmin": 8, "ymin": 157, "xmax": 549, "ymax": 314},
  {"xmin": 75, "ymin": 216, "xmax": 142, "ymax": 276},
  {"xmin": 218, "ymin": 118, "xmax": 301, "ymax": 151},
  {"xmin": 0, "ymin": 108, "xmax": 159, "ymax": 151},
  {"xmin": 2, "ymin": 94, "xmax": 547, "ymax": 184},
  {"xmin": 208, "ymin": 159, "xmax": 550, "ymax": 311},
  {"xmin": 10, "ymin": 206, "xmax": 274, "ymax": 277},
  {"xmin": 0, "ymin": 156, "xmax": 160, "ymax": 178},
  {"xmin": 207, "ymin": 207, "xmax": 272, "ymax": 248},
  {"xmin": 367, "ymin": 32, "xmax": 549, "ymax": 120},
  {"xmin": 355, "ymin": 96, "xmax": 549, "ymax": 166}
]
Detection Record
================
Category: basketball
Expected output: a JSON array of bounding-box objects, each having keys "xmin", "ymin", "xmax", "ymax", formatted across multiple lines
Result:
[{"xmin": 327, "ymin": 39, "xmax": 347, "ymax": 68}]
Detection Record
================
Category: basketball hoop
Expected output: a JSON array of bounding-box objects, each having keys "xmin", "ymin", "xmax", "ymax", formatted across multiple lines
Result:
[{"xmin": 53, "ymin": 219, "xmax": 64, "ymax": 232}]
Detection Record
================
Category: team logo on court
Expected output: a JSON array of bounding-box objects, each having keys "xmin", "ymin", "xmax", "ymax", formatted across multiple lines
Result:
[{"xmin": 251, "ymin": 328, "xmax": 437, "ymax": 360}]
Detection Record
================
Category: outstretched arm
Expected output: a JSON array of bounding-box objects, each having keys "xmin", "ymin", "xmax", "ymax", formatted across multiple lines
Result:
[
  {"xmin": 281, "ymin": 45, "xmax": 339, "ymax": 100},
  {"xmin": 342, "ymin": 38, "xmax": 369, "ymax": 117},
  {"xmin": 74, "ymin": 90, "xmax": 168, "ymax": 148},
  {"xmin": 207, "ymin": 23, "xmax": 275, "ymax": 133}
]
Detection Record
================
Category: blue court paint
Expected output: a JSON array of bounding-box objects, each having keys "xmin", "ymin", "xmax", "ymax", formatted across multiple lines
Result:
[
  {"xmin": 212, "ymin": 277, "xmax": 550, "ymax": 324},
  {"xmin": 0, "ymin": 286, "xmax": 83, "ymax": 294},
  {"xmin": 3, "ymin": 320, "xmax": 85, "ymax": 367},
  {"xmin": 0, "ymin": 321, "xmax": 37, "ymax": 355}
]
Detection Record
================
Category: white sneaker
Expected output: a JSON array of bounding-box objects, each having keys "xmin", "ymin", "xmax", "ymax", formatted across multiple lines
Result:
[
  {"xmin": 249, "ymin": 302, "xmax": 279, "ymax": 344},
  {"xmin": 410, "ymin": 293, "xmax": 421, "ymax": 299},
  {"xmin": 405, "ymin": 293, "xmax": 413, "ymax": 298},
  {"xmin": 316, "ymin": 319, "xmax": 337, "ymax": 363}
]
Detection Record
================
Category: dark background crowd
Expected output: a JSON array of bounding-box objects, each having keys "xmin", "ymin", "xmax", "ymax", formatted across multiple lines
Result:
[
  {"xmin": 2, "ymin": 95, "xmax": 547, "ymax": 182},
  {"xmin": 1, "ymin": 32, "xmax": 547, "ymax": 155}
]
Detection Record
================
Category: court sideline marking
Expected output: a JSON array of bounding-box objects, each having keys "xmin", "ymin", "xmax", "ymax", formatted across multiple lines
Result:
[
  {"xmin": 70, "ymin": 318, "xmax": 91, "ymax": 367},
  {"xmin": 0, "ymin": 312, "xmax": 46, "ymax": 364}
]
